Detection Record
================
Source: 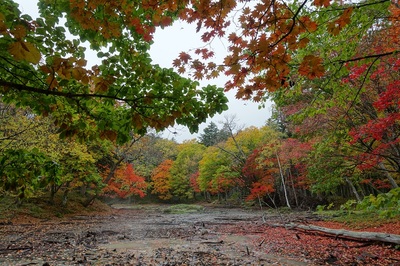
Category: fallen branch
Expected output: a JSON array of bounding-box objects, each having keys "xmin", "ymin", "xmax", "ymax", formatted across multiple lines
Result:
[
  {"xmin": 43, "ymin": 239, "xmax": 64, "ymax": 244},
  {"xmin": 0, "ymin": 246, "xmax": 32, "ymax": 253},
  {"xmin": 201, "ymin": 240, "xmax": 224, "ymax": 245},
  {"xmin": 274, "ymin": 223, "xmax": 400, "ymax": 245},
  {"xmin": 245, "ymin": 246, "xmax": 250, "ymax": 255},
  {"xmin": 214, "ymin": 217, "xmax": 258, "ymax": 221}
]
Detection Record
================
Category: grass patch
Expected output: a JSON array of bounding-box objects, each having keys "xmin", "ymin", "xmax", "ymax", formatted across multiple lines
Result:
[{"xmin": 163, "ymin": 204, "xmax": 205, "ymax": 214}]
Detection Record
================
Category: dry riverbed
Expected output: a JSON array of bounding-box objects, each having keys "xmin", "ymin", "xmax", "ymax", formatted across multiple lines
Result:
[{"xmin": 0, "ymin": 204, "xmax": 399, "ymax": 265}]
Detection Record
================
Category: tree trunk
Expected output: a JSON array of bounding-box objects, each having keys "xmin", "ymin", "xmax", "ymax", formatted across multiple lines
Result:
[
  {"xmin": 378, "ymin": 162, "xmax": 398, "ymax": 188},
  {"xmin": 288, "ymin": 168, "xmax": 299, "ymax": 207},
  {"xmin": 62, "ymin": 182, "xmax": 71, "ymax": 207},
  {"xmin": 276, "ymin": 152, "xmax": 291, "ymax": 208},
  {"xmin": 80, "ymin": 184, "xmax": 87, "ymax": 196},
  {"xmin": 344, "ymin": 176, "xmax": 362, "ymax": 202},
  {"xmin": 49, "ymin": 184, "xmax": 56, "ymax": 205},
  {"xmin": 275, "ymin": 223, "xmax": 400, "ymax": 245},
  {"xmin": 49, "ymin": 184, "xmax": 62, "ymax": 205},
  {"xmin": 257, "ymin": 195, "xmax": 263, "ymax": 210}
]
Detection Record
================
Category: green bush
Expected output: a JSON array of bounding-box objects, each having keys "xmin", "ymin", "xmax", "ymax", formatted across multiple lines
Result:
[
  {"xmin": 316, "ymin": 202, "xmax": 335, "ymax": 212},
  {"xmin": 341, "ymin": 188, "xmax": 400, "ymax": 218},
  {"xmin": 340, "ymin": 199, "xmax": 357, "ymax": 215}
]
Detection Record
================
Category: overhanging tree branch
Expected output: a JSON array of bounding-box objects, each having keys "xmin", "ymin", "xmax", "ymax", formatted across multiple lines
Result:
[
  {"xmin": 0, "ymin": 79, "xmax": 130, "ymax": 102},
  {"xmin": 270, "ymin": 0, "xmax": 309, "ymax": 49},
  {"xmin": 0, "ymin": 79, "xmax": 189, "ymax": 107},
  {"xmin": 335, "ymin": 50, "xmax": 399, "ymax": 64}
]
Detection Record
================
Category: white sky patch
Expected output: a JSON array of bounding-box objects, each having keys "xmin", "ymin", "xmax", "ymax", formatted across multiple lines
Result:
[{"xmin": 150, "ymin": 21, "xmax": 272, "ymax": 142}]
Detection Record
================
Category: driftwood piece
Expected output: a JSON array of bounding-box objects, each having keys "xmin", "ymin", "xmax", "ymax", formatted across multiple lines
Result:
[{"xmin": 274, "ymin": 223, "xmax": 400, "ymax": 245}]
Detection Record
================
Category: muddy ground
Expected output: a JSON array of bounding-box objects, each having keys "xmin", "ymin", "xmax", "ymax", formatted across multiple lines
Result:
[{"xmin": 0, "ymin": 205, "xmax": 321, "ymax": 265}]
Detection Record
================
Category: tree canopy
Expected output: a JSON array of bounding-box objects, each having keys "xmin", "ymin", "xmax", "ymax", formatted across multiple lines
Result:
[
  {"xmin": 173, "ymin": 0, "xmax": 399, "ymax": 101},
  {"xmin": 0, "ymin": 0, "xmax": 399, "ymax": 211},
  {"xmin": 0, "ymin": 0, "xmax": 228, "ymax": 143}
]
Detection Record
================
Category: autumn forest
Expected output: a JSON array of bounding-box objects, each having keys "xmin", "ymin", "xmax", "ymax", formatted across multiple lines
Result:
[
  {"xmin": 1, "ymin": 0, "xmax": 400, "ymax": 225},
  {"xmin": 1, "ymin": 0, "xmax": 400, "ymax": 264}
]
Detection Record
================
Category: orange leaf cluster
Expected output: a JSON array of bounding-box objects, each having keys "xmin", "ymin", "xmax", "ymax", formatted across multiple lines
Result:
[
  {"xmin": 189, "ymin": 172, "xmax": 201, "ymax": 193},
  {"xmin": 313, "ymin": 0, "xmax": 331, "ymax": 7},
  {"xmin": 327, "ymin": 7, "xmax": 354, "ymax": 36},
  {"xmin": 103, "ymin": 163, "xmax": 147, "ymax": 199},
  {"xmin": 0, "ymin": 13, "xmax": 7, "ymax": 35},
  {"xmin": 246, "ymin": 181, "xmax": 275, "ymax": 201},
  {"xmin": 40, "ymin": 56, "xmax": 91, "ymax": 90},
  {"xmin": 298, "ymin": 55, "xmax": 325, "ymax": 79},
  {"xmin": 151, "ymin": 159, "xmax": 173, "ymax": 200},
  {"xmin": 8, "ymin": 41, "xmax": 41, "ymax": 64},
  {"xmin": 1, "ymin": 13, "xmax": 41, "ymax": 64},
  {"xmin": 69, "ymin": 0, "xmax": 124, "ymax": 39},
  {"xmin": 173, "ymin": 0, "xmax": 328, "ymax": 101}
]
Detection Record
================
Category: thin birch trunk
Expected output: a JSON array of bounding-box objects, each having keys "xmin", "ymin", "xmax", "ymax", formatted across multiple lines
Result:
[
  {"xmin": 344, "ymin": 176, "xmax": 361, "ymax": 202},
  {"xmin": 378, "ymin": 162, "xmax": 398, "ymax": 188},
  {"xmin": 276, "ymin": 152, "xmax": 291, "ymax": 209}
]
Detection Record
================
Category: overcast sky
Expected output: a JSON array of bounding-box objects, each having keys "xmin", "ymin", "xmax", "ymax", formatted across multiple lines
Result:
[
  {"xmin": 150, "ymin": 21, "xmax": 272, "ymax": 142},
  {"xmin": 15, "ymin": 0, "xmax": 272, "ymax": 142}
]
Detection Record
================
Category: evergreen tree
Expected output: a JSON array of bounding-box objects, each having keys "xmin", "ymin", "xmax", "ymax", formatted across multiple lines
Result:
[{"xmin": 199, "ymin": 122, "xmax": 220, "ymax": 147}]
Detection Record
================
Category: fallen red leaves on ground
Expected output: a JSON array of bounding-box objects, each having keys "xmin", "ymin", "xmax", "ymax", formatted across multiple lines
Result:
[
  {"xmin": 215, "ymin": 221, "xmax": 400, "ymax": 265},
  {"xmin": 310, "ymin": 220, "xmax": 400, "ymax": 235}
]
